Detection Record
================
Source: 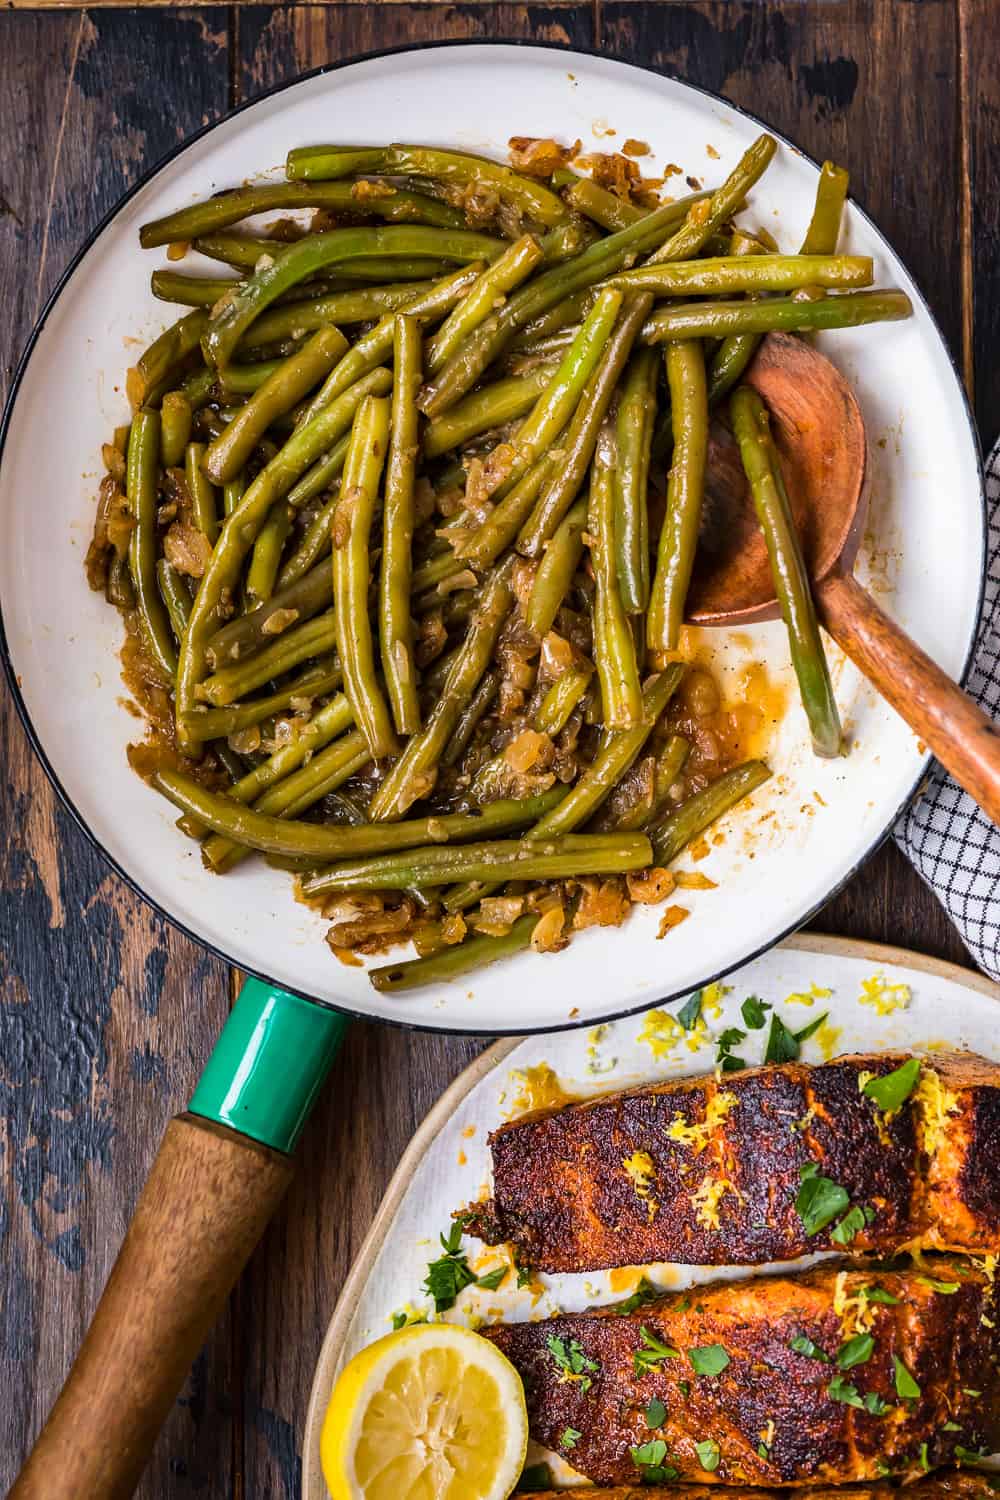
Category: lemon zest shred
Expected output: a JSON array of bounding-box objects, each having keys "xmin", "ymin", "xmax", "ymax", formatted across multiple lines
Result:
[
  {"xmin": 637, "ymin": 1008, "xmax": 684, "ymax": 1060},
  {"xmin": 666, "ymin": 1089, "xmax": 739, "ymax": 1153},
  {"xmin": 623, "ymin": 1150, "xmax": 660, "ymax": 1220},
  {"xmin": 693, "ymin": 1173, "xmax": 740, "ymax": 1230},
  {"xmin": 858, "ymin": 973, "xmax": 911, "ymax": 1016},
  {"xmin": 701, "ymin": 981, "xmax": 732, "ymax": 1019},
  {"xmin": 913, "ymin": 1065, "xmax": 961, "ymax": 1156},
  {"xmin": 784, "ymin": 983, "xmax": 832, "ymax": 1006},
  {"xmin": 813, "ymin": 1021, "xmax": 843, "ymax": 1061},
  {"xmin": 833, "ymin": 1271, "xmax": 876, "ymax": 1338}
]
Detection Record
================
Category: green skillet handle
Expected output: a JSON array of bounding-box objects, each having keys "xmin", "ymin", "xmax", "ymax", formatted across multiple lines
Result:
[
  {"xmin": 190, "ymin": 976, "xmax": 351, "ymax": 1151},
  {"xmin": 9, "ymin": 981, "xmax": 348, "ymax": 1500}
]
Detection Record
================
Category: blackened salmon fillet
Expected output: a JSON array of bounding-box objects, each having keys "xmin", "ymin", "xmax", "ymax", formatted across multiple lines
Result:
[
  {"xmin": 467, "ymin": 1052, "xmax": 1000, "ymax": 1271},
  {"xmin": 521, "ymin": 1476, "xmax": 996, "ymax": 1499},
  {"xmin": 484, "ymin": 1258, "xmax": 999, "ymax": 1486}
]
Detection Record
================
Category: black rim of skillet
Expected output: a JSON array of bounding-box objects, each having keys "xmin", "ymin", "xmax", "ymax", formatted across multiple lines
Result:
[{"xmin": 0, "ymin": 39, "xmax": 987, "ymax": 1039}]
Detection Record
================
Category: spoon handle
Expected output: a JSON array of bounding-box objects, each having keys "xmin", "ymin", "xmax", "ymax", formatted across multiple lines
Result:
[{"xmin": 818, "ymin": 569, "xmax": 1000, "ymax": 825}]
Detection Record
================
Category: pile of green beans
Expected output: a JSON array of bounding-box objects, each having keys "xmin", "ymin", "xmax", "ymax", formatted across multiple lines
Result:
[{"xmin": 88, "ymin": 133, "xmax": 911, "ymax": 989}]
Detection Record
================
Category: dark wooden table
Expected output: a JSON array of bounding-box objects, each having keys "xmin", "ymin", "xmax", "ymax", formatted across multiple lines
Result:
[{"xmin": 1, "ymin": 2, "xmax": 997, "ymax": 1494}]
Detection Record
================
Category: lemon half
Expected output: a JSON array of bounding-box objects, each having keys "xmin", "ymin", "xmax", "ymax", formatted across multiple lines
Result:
[{"xmin": 321, "ymin": 1322, "xmax": 529, "ymax": 1500}]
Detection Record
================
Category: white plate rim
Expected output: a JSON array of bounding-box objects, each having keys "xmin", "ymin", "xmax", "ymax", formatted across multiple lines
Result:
[
  {"xmin": 299, "ymin": 931, "xmax": 1000, "ymax": 1499},
  {"xmin": 0, "ymin": 40, "xmax": 987, "ymax": 1037}
]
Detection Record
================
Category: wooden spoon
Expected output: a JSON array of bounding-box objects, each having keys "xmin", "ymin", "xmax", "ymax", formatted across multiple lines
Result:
[{"xmin": 686, "ymin": 331, "xmax": 1000, "ymax": 824}]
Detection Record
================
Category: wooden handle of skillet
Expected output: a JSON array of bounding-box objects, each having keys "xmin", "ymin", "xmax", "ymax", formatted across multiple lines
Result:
[
  {"xmin": 9, "ymin": 1113, "xmax": 294, "ymax": 1500},
  {"xmin": 818, "ymin": 570, "xmax": 1000, "ymax": 825}
]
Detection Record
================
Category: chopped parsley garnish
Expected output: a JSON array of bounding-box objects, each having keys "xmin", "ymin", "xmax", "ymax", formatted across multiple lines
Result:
[
  {"xmin": 790, "ymin": 1332, "xmax": 831, "ymax": 1363},
  {"xmin": 920, "ymin": 1442, "xmax": 931, "ymax": 1472},
  {"xmin": 634, "ymin": 1326, "xmax": 680, "ymax": 1375},
  {"xmin": 827, "ymin": 1374, "xmax": 864, "ymax": 1408},
  {"xmin": 764, "ymin": 1011, "xmax": 828, "ymax": 1065},
  {"xmin": 630, "ymin": 1439, "xmax": 678, "ymax": 1483},
  {"xmin": 716, "ymin": 1027, "xmax": 747, "ymax": 1072},
  {"xmin": 476, "ymin": 1266, "xmax": 507, "ymax": 1291},
  {"xmin": 513, "ymin": 1253, "xmax": 534, "ymax": 1289},
  {"xmin": 963, "ymin": 1388, "xmax": 982, "ymax": 1397},
  {"xmin": 696, "ymin": 1439, "xmax": 721, "ymax": 1471},
  {"xmin": 516, "ymin": 1463, "xmax": 553, "ymax": 1491},
  {"xmin": 918, "ymin": 1275, "xmax": 960, "ymax": 1294},
  {"xmin": 862, "ymin": 1057, "xmax": 921, "ymax": 1113},
  {"xmin": 689, "ymin": 1344, "xmax": 730, "ymax": 1377},
  {"xmin": 645, "ymin": 1397, "xmax": 667, "ymax": 1428},
  {"xmin": 757, "ymin": 1442, "xmax": 770, "ymax": 1460},
  {"xmin": 614, "ymin": 1277, "xmax": 662, "ymax": 1316},
  {"xmin": 678, "ymin": 1379, "xmax": 691, "ymax": 1397},
  {"xmin": 677, "ymin": 990, "xmax": 703, "ymax": 1030},
  {"xmin": 831, "ymin": 1204, "xmax": 875, "ymax": 1246},
  {"xmin": 423, "ymin": 1217, "xmax": 476, "ymax": 1311},
  {"xmin": 391, "ymin": 1308, "xmax": 427, "ymax": 1330},
  {"xmin": 955, "ymin": 1446, "xmax": 990, "ymax": 1466},
  {"xmin": 795, "ymin": 1163, "xmax": 850, "ymax": 1236},
  {"xmin": 741, "ymin": 995, "xmax": 771, "ymax": 1029},
  {"xmin": 874, "ymin": 1460, "xmax": 893, "ymax": 1477},
  {"xmin": 944, "ymin": 1422, "xmax": 963, "ymax": 1432},
  {"xmin": 546, "ymin": 1335, "xmax": 599, "ymax": 1391},
  {"xmin": 837, "ymin": 1333, "xmax": 875, "ymax": 1369},
  {"xmin": 864, "ymin": 1392, "xmax": 890, "ymax": 1415},
  {"xmin": 893, "ymin": 1356, "xmax": 921, "ymax": 1400},
  {"xmin": 560, "ymin": 1427, "xmax": 582, "ymax": 1450},
  {"xmin": 860, "ymin": 1285, "xmax": 900, "ymax": 1305}
]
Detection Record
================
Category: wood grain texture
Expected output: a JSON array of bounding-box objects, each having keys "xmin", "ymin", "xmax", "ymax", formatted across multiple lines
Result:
[
  {"xmin": 0, "ymin": 13, "xmax": 233, "ymax": 1500},
  {"xmin": 3, "ymin": 2, "xmax": 999, "ymax": 1497}
]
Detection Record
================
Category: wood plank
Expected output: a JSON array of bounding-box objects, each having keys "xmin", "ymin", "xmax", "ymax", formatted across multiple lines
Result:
[
  {"xmin": 0, "ymin": 12, "xmax": 235, "ymax": 1500},
  {"xmin": 231, "ymin": 10, "xmax": 593, "ymax": 1491},
  {"xmin": 963, "ymin": 0, "xmax": 1000, "ymax": 442},
  {"xmin": 598, "ymin": 0, "xmax": 969, "ymax": 968}
]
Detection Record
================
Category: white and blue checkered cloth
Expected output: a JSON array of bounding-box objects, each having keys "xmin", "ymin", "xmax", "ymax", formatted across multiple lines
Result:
[{"xmin": 894, "ymin": 437, "xmax": 1000, "ymax": 979}]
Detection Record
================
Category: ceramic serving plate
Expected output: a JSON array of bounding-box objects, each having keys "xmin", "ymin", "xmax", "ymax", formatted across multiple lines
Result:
[
  {"xmin": 301, "ymin": 935, "xmax": 1000, "ymax": 1497},
  {"xmin": 0, "ymin": 44, "xmax": 985, "ymax": 1033}
]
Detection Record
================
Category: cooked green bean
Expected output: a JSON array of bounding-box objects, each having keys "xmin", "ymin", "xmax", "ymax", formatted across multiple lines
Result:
[
  {"xmin": 441, "ymin": 671, "xmax": 499, "ymax": 767},
  {"xmin": 127, "ymin": 309, "xmax": 207, "ymax": 408},
  {"xmin": 245, "ymin": 502, "xmax": 293, "ymax": 608},
  {"xmin": 152, "ymin": 270, "xmax": 240, "ymax": 307},
  {"xmin": 179, "ymin": 662, "xmax": 342, "ymax": 740},
  {"xmin": 614, "ymin": 346, "xmax": 658, "ymax": 613},
  {"xmin": 221, "ymin": 471, "xmax": 245, "ymax": 518},
  {"xmin": 648, "ymin": 339, "xmax": 708, "ymax": 654},
  {"xmin": 646, "ymin": 135, "xmax": 777, "ymax": 265},
  {"xmin": 369, "ymin": 915, "xmax": 538, "ymax": 992},
  {"xmin": 596, "ymin": 732, "xmax": 692, "ymax": 833},
  {"xmin": 286, "ymin": 143, "xmax": 572, "ymax": 228},
  {"xmin": 160, "ymin": 391, "xmax": 192, "ymax": 467},
  {"xmin": 216, "ymin": 361, "xmax": 285, "ymax": 397},
  {"xmin": 706, "ymin": 230, "xmax": 766, "ymax": 407},
  {"xmin": 126, "ymin": 409, "xmax": 176, "ymax": 678},
  {"xmin": 285, "ymin": 369, "xmax": 393, "ymax": 518},
  {"xmin": 422, "ymin": 367, "xmax": 552, "ymax": 459},
  {"xmin": 197, "ymin": 612, "xmax": 339, "ymax": 705},
  {"xmin": 517, "ymin": 293, "xmax": 652, "ymax": 556},
  {"xmin": 589, "ymin": 439, "xmax": 643, "ymax": 728},
  {"xmin": 154, "ymin": 767, "xmax": 563, "ymax": 862},
  {"xmin": 195, "ymin": 232, "xmax": 452, "ymax": 282},
  {"xmin": 244, "ymin": 281, "xmax": 440, "ymax": 346},
  {"xmin": 203, "ymin": 228, "xmax": 503, "ymax": 369},
  {"xmin": 156, "ymin": 559, "xmax": 192, "ymax": 643},
  {"xmin": 648, "ymin": 760, "xmax": 772, "ymax": 865},
  {"xmin": 446, "ymin": 665, "xmax": 685, "ymax": 911},
  {"xmin": 642, "ymin": 289, "xmax": 912, "ymax": 343},
  {"xmin": 564, "ymin": 176, "xmax": 644, "ymax": 231},
  {"xmin": 369, "ymin": 558, "xmax": 516, "ymax": 820},
  {"xmin": 730, "ymin": 385, "xmax": 842, "ymax": 757},
  {"xmin": 533, "ymin": 662, "xmax": 593, "ymax": 736},
  {"xmin": 609, "ymin": 254, "xmax": 871, "ymax": 296},
  {"xmin": 510, "ymin": 290, "xmax": 591, "ymax": 349},
  {"xmin": 140, "ymin": 180, "xmax": 467, "ymax": 248},
  {"xmin": 184, "ymin": 442, "xmax": 219, "ymax": 545},
  {"xmin": 650, "ymin": 735, "xmax": 690, "ymax": 820},
  {"xmin": 425, "ymin": 235, "xmax": 544, "ymax": 374},
  {"xmin": 801, "ymin": 161, "xmax": 850, "ymax": 256},
  {"xmin": 302, "ymin": 831, "xmax": 651, "ymax": 894},
  {"xmin": 333, "ymin": 394, "xmax": 397, "ymax": 758},
  {"xmin": 204, "ymin": 326, "xmax": 349, "ymax": 484},
  {"xmin": 525, "ymin": 497, "xmax": 588, "ymax": 638},
  {"xmin": 380, "ymin": 316, "xmax": 422, "ymax": 735},
  {"xmin": 417, "ymin": 187, "xmax": 719, "ymax": 418}
]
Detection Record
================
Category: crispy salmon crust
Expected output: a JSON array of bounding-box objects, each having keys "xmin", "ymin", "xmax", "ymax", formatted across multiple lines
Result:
[
  {"xmin": 522, "ymin": 1477, "xmax": 998, "ymax": 1499},
  {"xmin": 468, "ymin": 1052, "xmax": 1000, "ymax": 1271},
  {"xmin": 484, "ymin": 1259, "xmax": 999, "ymax": 1486}
]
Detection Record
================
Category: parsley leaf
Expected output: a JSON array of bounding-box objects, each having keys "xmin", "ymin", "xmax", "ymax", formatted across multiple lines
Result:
[
  {"xmin": 634, "ymin": 1326, "xmax": 680, "ymax": 1375},
  {"xmin": 865, "ymin": 1392, "xmax": 890, "ymax": 1415},
  {"xmin": 614, "ymin": 1277, "xmax": 662, "ymax": 1316},
  {"xmin": 560, "ymin": 1427, "xmax": 582, "ymax": 1450},
  {"xmin": 476, "ymin": 1266, "xmax": 507, "ymax": 1291},
  {"xmin": 860, "ymin": 1285, "xmax": 900, "ymax": 1305},
  {"xmin": 516, "ymin": 1463, "xmax": 552, "ymax": 1491},
  {"xmin": 689, "ymin": 1344, "xmax": 730, "ymax": 1377},
  {"xmin": 764, "ymin": 1014, "xmax": 800, "ymax": 1065},
  {"xmin": 677, "ymin": 991, "xmax": 703, "ymax": 1030},
  {"xmin": 837, "ymin": 1334, "xmax": 875, "ymax": 1369},
  {"xmin": 831, "ymin": 1205, "xmax": 867, "ymax": 1246},
  {"xmin": 696, "ymin": 1439, "xmax": 721, "ymax": 1471},
  {"xmin": 630, "ymin": 1438, "xmax": 679, "ymax": 1482},
  {"xmin": 918, "ymin": 1276, "xmax": 960, "ymax": 1294},
  {"xmin": 862, "ymin": 1057, "xmax": 921, "ymax": 1113},
  {"xmin": 646, "ymin": 1397, "xmax": 666, "ymax": 1428},
  {"xmin": 894, "ymin": 1357, "xmax": 921, "ymax": 1400},
  {"xmin": 546, "ymin": 1335, "xmax": 599, "ymax": 1392},
  {"xmin": 795, "ymin": 1163, "xmax": 850, "ymax": 1236},
  {"xmin": 742, "ymin": 995, "xmax": 771, "ymax": 1029},
  {"xmin": 422, "ymin": 1218, "xmax": 477, "ymax": 1311},
  {"xmin": 827, "ymin": 1374, "xmax": 865, "ymax": 1408},
  {"xmin": 944, "ymin": 1422, "xmax": 963, "ymax": 1432},
  {"xmin": 920, "ymin": 1442, "xmax": 931, "ymax": 1472},
  {"xmin": 790, "ymin": 1332, "xmax": 831, "ymax": 1363},
  {"xmin": 716, "ymin": 1027, "xmax": 748, "ymax": 1072}
]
